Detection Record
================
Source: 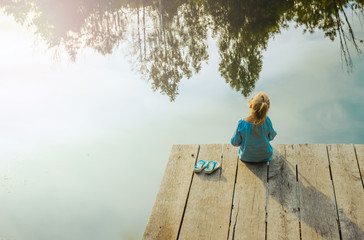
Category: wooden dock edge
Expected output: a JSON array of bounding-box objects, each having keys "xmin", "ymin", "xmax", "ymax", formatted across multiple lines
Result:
[
  {"xmin": 143, "ymin": 144, "xmax": 364, "ymax": 240},
  {"xmin": 143, "ymin": 144, "xmax": 200, "ymax": 239}
]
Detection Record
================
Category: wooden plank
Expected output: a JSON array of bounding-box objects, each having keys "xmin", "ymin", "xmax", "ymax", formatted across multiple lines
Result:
[
  {"xmin": 143, "ymin": 144, "xmax": 199, "ymax": 240},
  {"xmin": 354, "ymin": 144, "xmax": 364, "ymax": 188},
  {"xmin": 267, "ymin": 144, "xmax": 300, "ymax": 240},
  {"xmin": 328, "ymin": 144, "xmax": 364, "ymax": 240},
  {"xmin": 296, "ymin": 144, "xmax": 340, "ymax": 240},
  {"xmin": 178, "ymin": 144, "xmax": 238, "ymax": 240},
  {"xmin": 228, "ymin": 149, "xmax": 267, "ymax": 240}
]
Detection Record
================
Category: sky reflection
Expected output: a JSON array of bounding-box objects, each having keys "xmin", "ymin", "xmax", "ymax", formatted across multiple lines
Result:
[{"xmin": 0, "ymin": 5, "xmax": 363, "ymax": 240}]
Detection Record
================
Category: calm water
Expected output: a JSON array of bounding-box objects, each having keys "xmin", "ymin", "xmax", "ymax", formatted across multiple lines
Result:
[{"xmin": 0, "ymin": 1, "xmax": 364, "ymax": 239}]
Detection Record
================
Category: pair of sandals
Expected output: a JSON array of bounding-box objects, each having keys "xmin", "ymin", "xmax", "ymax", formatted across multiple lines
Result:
[{"xmin": 193, "ymin": 160, "xmax": 221, "ymax": 174}]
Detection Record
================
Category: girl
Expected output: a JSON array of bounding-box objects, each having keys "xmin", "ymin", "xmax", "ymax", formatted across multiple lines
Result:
[{"xmin": 231, "ymin": 92, "xmax": 277, "ymax": 163}]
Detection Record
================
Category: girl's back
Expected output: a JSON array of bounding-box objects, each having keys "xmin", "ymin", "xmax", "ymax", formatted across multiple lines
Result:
[{"xmin": 231, "ymin": 92, "xmax": 277, "ymax": 163}]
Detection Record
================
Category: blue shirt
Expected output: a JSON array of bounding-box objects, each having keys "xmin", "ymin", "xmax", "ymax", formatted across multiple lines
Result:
[{"xmin": 231, "ymin": 116, "xmax": 277, "ymax": 162}]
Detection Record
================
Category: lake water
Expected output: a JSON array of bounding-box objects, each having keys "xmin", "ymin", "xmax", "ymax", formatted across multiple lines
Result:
[{"xmin": 0, "ymin": 1, "xmax": 364, "ymax": 239}]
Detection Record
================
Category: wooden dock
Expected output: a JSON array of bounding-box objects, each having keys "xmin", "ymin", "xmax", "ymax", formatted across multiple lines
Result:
[{"xmin": 143, "ymin": 144, "xmax": 364, "ymax": 240}]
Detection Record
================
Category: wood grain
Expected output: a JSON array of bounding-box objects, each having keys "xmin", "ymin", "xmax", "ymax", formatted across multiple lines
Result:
[
  {"xmin": 354, "ymin": 144, "xmax": 364, "ymax": 188},
  {"xmin": 296, "ymin": 144, "xmax": 340, "ymax": 240},
  {"xmin": 144, "ymin": 144, "xmax": 364, "ymax": 239},
  {"xmin": 267, "ymin": 144, "xmax": 300, "ymax": 240},
  {"xmin": 143, "ymin": 144, "xmax": 199, "ymax": 240},
  {"xmin": 228, "ymin": 151, "xmax": 267, "ymax": 240},
  {"xmin": 178, "ymin": 144, "xmax": 238, "ymax": 239},
  {"xmin": 328, "ymin": 144, "xmax": 364, "ymax": 240}
]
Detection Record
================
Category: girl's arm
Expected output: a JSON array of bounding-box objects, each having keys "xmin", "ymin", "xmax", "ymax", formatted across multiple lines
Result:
[
  {"xmin": 267, "ymin": 117, "xmax": 277, "ymax": 141},
  {"xmin": 231, "ymin": 120, "xmax": 243, "ymax": 146}
]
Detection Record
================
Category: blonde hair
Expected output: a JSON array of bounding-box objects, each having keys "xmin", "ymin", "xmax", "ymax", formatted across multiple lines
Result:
[{"xmin": 250, "ymin": 92, "xmax": 270, "ymax": 132}]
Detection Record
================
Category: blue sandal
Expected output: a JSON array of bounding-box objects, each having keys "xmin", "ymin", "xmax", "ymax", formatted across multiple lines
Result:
[
  {"xmin": 204, "ymin": 161, "xmax": 221, "ymax": 174},
  {"xmin": 194, "ymin": 160, "xmax": 207, "ymax": 173}
]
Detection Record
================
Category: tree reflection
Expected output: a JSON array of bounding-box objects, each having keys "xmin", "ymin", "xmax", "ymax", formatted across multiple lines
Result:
[
  {"xmin": 289, "ymin": 0, "xmax": 364, "ymax": 70},
  {"xmin": 130, "ymin": 0, "xmax": 209, "ymax": 100},
  {"xmin": 206, "ymin": 0, "xmax": 293, "ymax": 96},
  {"xmin": 1, "ymin": 0, "xmax": 363, "ymax": 100}
]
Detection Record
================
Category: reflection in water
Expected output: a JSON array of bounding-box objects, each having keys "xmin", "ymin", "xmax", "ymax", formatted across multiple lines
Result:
[
  {"xmin": 132, "ymin": 1, "xmax": 210, "ymax": 101},
  {"xmin": 1, "ymin": 0, "xmax": 363, "ymax": 100}
]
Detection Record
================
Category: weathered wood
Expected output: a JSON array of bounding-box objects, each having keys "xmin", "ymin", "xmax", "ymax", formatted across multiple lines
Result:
[
  {"xmin": 145, "ymin": 144, "xmax": 364, "ymax": 239},
  {"xmin": 178, "ymin": 144, "xmax": 238, "ymax": 239},
  {"xmin": 143, "ymin": 144, "xmax": 199, "ymax": 240},
  {"xmin": 354, "ymin": 144, "xmax": 364, "ymax": 188},
  {"xmin": 267, "ymin": 144, "xmax": 300, "ymax": 240},
  {"xmin": 296, "ymin": 144, "xmax": 340, "ymax": 240},
  {"xmin": 328, "ymin": 144, "xmax": 364, "ymax": 240},
  {"xmin": 228, "ymin": 151, "xmax": 267, "ymax": 240}
]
